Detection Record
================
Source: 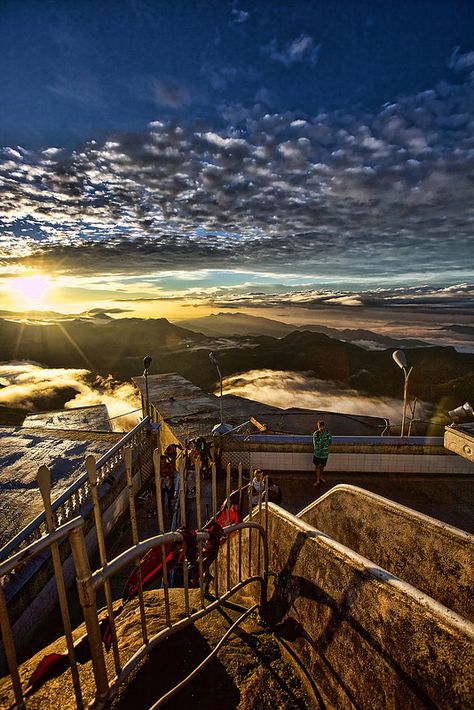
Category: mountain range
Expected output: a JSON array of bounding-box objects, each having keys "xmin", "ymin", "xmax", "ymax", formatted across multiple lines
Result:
[
  {"xmin": 0, "ymin": 313, "xmax": 473, "ymax": 418},
  {"xmin": 177, "ymin": 312, "xmax": 428, "ymax": 348}
]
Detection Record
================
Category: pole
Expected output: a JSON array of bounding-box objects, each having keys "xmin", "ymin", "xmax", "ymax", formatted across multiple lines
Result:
[
  {"xmin": 144, "ymin": 368, "xmax": 150, "ymax": 418},
  {"xmin": 401, "ymin": 367, "xmax": 413, "ymax": 437},
  {"xmin": 209, "ymin": 352, "xmax": 224, "ymax": 426},
  {"xmin": 219, "ymin": 371, "xmax": 223, "ymax": 426},
  {"xmin": 143, "ymin": 355, "xmax": 152, "ymax": 419}
]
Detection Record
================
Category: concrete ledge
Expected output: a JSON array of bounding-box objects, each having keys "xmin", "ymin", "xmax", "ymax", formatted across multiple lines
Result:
[
  {"xmin": 298, "ymin": 485, "xmax": 474, "ymax": 622},
  {"xmin": 220, "ymin": 503, "xmax": 474, "ymax": 709},
  {"xmin": 222, "ymin": 447, "xmax": 474, "ymax": 474}
]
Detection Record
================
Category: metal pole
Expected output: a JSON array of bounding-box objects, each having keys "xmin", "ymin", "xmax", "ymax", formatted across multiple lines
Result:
[
  {"xmin": 144, "ymin": 369, "xmax": 150, "ymax": 418},
  {"xmin": 153, "ymin": 449, "xmax": 171, "ymax": 627},
  {"xmin": 69, "ymin": 525, "xmax": 110, "ymax": 707},
  {"xmin": 143, "ymin": 355, "xmax": 152, "ymax": 419},
  {"xmin": 0, "ymin": 584, "xmax": 24, "ymax": 709},
  {"xmin": 226, "ymin": 463, "xmax": 231, "ymax": 591},
  {"xmin": 86, "ymin": 455, "xmax": 121, "ymax": 675},
  {"xmin": 219, "ymin": 373, "xmax": 223, "ymax": 426},
  {"xmin": 211, "ymin": 461, "xmax": 218, "ymax": 598},
  {"xmin": 124, "ymin": 447, "xmax": 148, "ymax": 644},
  {"xmin": 401, "ymin": 367, "xmax": 413, "ymax": 437},
  {"xmin": 407, "ymin": 397, "xmax": 417, "ymax": 438},
  {"xmin": 37, "ymin": 465, "xmax": 84, "ymax": 708}
]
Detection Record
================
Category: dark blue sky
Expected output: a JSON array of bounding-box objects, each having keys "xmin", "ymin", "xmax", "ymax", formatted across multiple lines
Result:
[
  {"xmin": 1, "ymin": 0, "xmax": 472, "ymax": 148},
  {"xmin": 0, "ymin": 0, "xmax": 473, "ymax": 316}
]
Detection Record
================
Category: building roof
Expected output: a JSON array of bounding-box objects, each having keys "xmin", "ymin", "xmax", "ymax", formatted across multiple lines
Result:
[
  {"xmin": 22, "ymin": 404, "xmax": 112, "ymax": 432},
  {"xmin": 0, "ymin": 426, "xmax": 121, "ymax": 549},
  {"xmin": 133, "ymin": 372, "xmax": 387, "ymax": 443}
]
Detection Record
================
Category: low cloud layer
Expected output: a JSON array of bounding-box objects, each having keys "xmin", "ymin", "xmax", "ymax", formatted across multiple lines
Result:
[
  {"xmin": 1, "ymin": 70, "xmax": 474, "ymax": 282},
  {"xmin": 221, "ymin": 369, "xmax": 430, "ymax": 424},
  {"xmin": 0, "ymin": 362, "xmax": 140, "ymax": 431},
  {"xmin": 205, "ymin": 282, "xmax": 474, "ymax": 312}
]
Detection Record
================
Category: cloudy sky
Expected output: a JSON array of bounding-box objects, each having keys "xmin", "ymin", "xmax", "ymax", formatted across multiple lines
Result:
[{"xmin": 0, "ymin": 0, "xmax": 473, "ymax": 320}]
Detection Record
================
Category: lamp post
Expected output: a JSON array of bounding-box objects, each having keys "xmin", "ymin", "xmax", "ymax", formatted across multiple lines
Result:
[
  {"xmin": 448, "ymin": 402, "xmax": 473, "ymax": 424},
  {"xmin": 143, "ymin": 355, "xmax": 152, "ymax": 418},
  {"xmin": 392, "ymin": 350, "xmax": 413, "ymax": 437},
  {"xmin": 209, "ymin": 351, "xmax": 223, "ymax": 426}
]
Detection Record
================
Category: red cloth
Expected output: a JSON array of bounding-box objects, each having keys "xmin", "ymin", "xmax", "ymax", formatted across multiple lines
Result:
[{"xmin": 215, "ymin": 502, "xmax": 240, "ymax": 531}]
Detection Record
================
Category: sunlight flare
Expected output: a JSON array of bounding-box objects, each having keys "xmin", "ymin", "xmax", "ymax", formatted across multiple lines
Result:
[{"xmin": 9, "ymin": 275, "xmax": 51, "ymax": 305}]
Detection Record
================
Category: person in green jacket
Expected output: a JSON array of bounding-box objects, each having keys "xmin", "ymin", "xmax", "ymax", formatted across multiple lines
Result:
[{"xmin": 312, "ymin": 420, "xmax": 332, "ymax": 486}]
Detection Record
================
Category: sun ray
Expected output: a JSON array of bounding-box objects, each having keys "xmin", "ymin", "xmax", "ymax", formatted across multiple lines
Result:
[
  {"xmin": 12, "ymin": 322, "xmax": 26, "ymax": 360},
  {"xmin": 56, "ymin": 323, "xmax": 96, "ymax": 372}
]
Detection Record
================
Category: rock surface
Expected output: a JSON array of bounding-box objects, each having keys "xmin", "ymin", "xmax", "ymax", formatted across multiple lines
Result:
[{"xmin": 0, "ymin": 588, "xmax": 319, "ymax": 709}]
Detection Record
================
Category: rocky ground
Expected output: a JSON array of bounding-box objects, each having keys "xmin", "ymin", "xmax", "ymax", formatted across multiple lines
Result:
[{"xmin": 0, "ymin": 588, "xmax": 321, "ymax": 710}]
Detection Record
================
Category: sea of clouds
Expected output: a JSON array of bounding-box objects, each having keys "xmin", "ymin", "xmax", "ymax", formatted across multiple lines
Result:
[
  {"xmin": 221, "ymin": 369, "xmax": 430, "ymax": 423},
  {"xmin": 0, "ymin": 362, "xmax": 140, "ymax": 431}
]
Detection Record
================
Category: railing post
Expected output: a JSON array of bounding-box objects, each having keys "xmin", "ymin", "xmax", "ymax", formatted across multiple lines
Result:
[
  {"xmin": 195, "ymin": 460, "xmax": 205, "ymax": 609},
  {"xmin": 37, "ymin": 465, "xmax": 84, "ymax": 709},
  {"xmin": 153, "ymin": 448, "xmax": 171, "ymax": 627},
  {"xmin": 178, "ymin": 455, "xmax": 190, "ymax": 616},
  {"xmin": 86, "ymin": 455, "xmax": 121, "ymax": 676},
  {"xmin": 69, "ymin": 524, "xmax": 110, "ymax": 707},
  {"xmin": 211, "ymin": 462, "xmax": 219, "ymax": 598},
  {"xmin": 124, "ymin": 447, "xmax": 148, "ymax": 645},
  {"xmin": 226, "ymin": 463, "xmax": 231, "ymax": 591},
  {"xmin": 0, "ymin": 583, "xmax": 24, "ymax": 709}
]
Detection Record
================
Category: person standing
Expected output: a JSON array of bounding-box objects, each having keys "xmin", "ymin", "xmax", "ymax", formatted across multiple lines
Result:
[
  {"xmin": 313, "ymin": 420, "xmax": 332, "ymax": 486},
  {"xmin": 251, "ymin": 469, "xmax": 264, "ymax": 505}
]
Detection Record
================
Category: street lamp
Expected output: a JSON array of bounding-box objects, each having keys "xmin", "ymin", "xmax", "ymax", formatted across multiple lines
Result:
[
  {"xmin": 143, "ymin": 355, "xmax": 152, "ymax": 418},
  {"xmin": 448, "ymin": 402, "xmax": 473, "ymax": 424},
  {"xmin": 392, "ymin": 349, "xmax": 413, "ymax": 437},
  {"xmin": 209, "ymin": 351, "xmax": 223, "ymax": 426}
]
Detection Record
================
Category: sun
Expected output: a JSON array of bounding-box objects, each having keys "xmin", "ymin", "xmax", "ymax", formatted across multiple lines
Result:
[{"xmin": 10, "ymin": 275, "xmax": 51, "ymax": 305}]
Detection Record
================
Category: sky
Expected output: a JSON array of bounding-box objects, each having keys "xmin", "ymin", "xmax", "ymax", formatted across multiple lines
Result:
[{"xmin": 0, "ymin": 0, "xmax": 474, "ymax": 321}]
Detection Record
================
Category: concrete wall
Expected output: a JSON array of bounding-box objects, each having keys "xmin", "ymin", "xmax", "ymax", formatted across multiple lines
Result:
[
  {"xmin": 298, "ymin": 485, "xmax": 474, "ymax": 623},
  {"xmin": 222, "ymin": 444, "xmax": 474, "ymax": 475},
  {"xmin": 219, "ymin": 504, "xmax": 474, "ymax": 709}
]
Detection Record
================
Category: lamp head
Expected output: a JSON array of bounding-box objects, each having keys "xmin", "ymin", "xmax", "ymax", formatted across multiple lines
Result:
[
  {"xmin": 209, "ymin": 351, "xmax": 218, "ymax": 367},
  {"xmin": 143, "ymin": 355, "xmax": 152, "ymax": 371},
  {"xmin": 392, "ymin": 349, "xmax": 408, "ymax": 370},
  {"xmin": 447, "ymin": 402, "xmax": 473, "ymax": 423}
]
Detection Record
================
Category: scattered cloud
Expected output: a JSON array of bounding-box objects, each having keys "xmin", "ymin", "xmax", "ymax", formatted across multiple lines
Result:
[
  {"xmin": 231, "ymin": 1, "xmax": 249, "ymax": 24},
  {"xmin": 151, "ymin": 78, "xmax": 194, "ymax": 108},
  {"xmin": 449, "ymin": 46, "xmax": 474, "ymax": 72},
  {"xmin": 263, "ymin": 35, "xmax": 321, "ymax": 67},
  {"xmin": 46, "ymin": 72, "xmax": 105, "ymax": 108},
  {"xmin": 1, "ymin": 73, "xmax": 474, "ymax": 282}
]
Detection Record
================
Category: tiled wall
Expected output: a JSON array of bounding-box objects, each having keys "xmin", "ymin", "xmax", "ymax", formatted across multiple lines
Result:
[{"xmin": 222, "ymin": 450, "xmax": 474, "ymax": 474}]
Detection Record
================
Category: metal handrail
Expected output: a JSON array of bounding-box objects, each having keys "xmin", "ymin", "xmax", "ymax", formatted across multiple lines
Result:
[
  {"xmin": 0, "ymin": 418, "xmax": 150, "ymax": 562},
  {"xmin": 0, "ymin": 517, "xmax": 84, "ymax": 578},
  {"xmin": 231, "ymin": 434, "xmax": 445, "ymax": 445},
  {"xmin": 0, "ymin": 450, "xmax": 269, "ymax": 710},
  {"xmin": 87, "ymin": 521, "xmax": 268, "ymax": 708},
  {"xmin": 90, "ymin": 521, "xmax": 266, "ymax": 591}
]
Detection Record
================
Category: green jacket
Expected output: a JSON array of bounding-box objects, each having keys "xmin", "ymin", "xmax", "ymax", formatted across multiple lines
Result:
[{"xmin": 313, "ymin": 429, "xmax": 332, "ymax": 458}]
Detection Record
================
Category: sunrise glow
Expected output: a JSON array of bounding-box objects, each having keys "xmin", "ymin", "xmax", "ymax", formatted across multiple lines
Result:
[{"xmin": 9, "ymin": 275, "xmax": 51, "ymax": 305}]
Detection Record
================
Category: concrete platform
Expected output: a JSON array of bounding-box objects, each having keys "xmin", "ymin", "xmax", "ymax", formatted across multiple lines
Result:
[{"xmin": 269, "ymin": 471, "xmax": 474, "ymax": 533}]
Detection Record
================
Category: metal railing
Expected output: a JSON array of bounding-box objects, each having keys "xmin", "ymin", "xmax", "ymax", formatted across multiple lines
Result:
[
  {"xmin": 0, "ymin": 445, "xmax": 269, "ymax": 709},
  {"xmin": 0, "ymin": 418, "xmax": 151, "ymax": 564}
]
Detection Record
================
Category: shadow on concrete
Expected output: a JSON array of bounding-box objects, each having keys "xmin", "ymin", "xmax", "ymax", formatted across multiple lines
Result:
[
  {"xmin": 266, "ymin": 532, "xmax": 438, "ymax": 710},
  {"xmin": 111, "ymin": 624, "xmax": 239, "ymax": 710}
]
